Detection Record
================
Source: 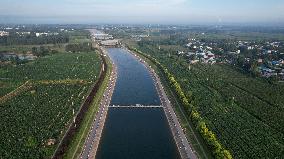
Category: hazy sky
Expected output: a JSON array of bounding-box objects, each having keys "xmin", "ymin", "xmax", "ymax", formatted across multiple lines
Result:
[{"xmin": 0, "ymin": 0, "xmax": 284, "ymax": 24}]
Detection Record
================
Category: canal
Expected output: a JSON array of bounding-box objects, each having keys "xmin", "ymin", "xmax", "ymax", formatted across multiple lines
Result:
[{"xmin": 96, "ymin": 48, "xmax": 181, "ymax": 159}]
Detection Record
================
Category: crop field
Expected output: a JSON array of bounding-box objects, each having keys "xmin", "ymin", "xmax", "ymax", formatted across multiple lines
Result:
[
  {"xmin": 0, "ymin": 52, "xmax": 102, "ymax": 158},
  {"xmin": 134, "ymin": 43, "xmax": 284, "ymax": 158},
  {"xmin": 69, "ymin": 30, "xmax": 92, "ymax": 44},
  {"xmin": 1, "ymin": 53, "xmax": 100, "ymax": 81}
]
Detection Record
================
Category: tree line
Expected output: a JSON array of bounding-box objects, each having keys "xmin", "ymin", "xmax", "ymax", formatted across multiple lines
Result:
[
  {"xmin": 65, "ymin": 42, "xmax": 93, "ymax": 53},
  {"xmin": 0, "ymin": 33, "xmax": 69, "ymax": 45}
]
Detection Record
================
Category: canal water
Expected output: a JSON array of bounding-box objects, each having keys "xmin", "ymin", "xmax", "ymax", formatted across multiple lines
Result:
[
  {"xmin": 107, "ymin": 48, "xmax": 160, "ymax": 106},
  {"xmin": 96, "ymin": 48, "xmax": 180, "ymax": 159}
]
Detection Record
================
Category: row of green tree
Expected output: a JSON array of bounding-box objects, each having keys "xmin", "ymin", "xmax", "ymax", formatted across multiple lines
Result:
[
  {"xmin": 65, "ymin": 42, "xmax": 93, "ymax": 53},
  {"xmin": 32, "ymin": 46, "xmax": 59, "ymax": 57},
  {"xmin": 0, "ymin": 33, "xmax": 69, "ymax": 45},
  {"xmin": 130, "ymin": 47, "xmax": 233, "ymax": 159}
]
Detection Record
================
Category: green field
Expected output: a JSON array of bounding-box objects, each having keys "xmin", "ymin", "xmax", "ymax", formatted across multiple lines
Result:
[
  {"xmin": 133, "ymin": 43, "xmax": 284, "ymax": 158},
  {"xmin": 69, "ymin": 30, "xmax": 92, "ymax": 44},
  {"xmin": 0, "ymin": 52, "xmax": 102, "ymax": 158}
]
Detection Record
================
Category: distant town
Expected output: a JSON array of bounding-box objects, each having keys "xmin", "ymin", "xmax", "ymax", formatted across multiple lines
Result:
[{"xmin": 181, "ymin": 37, "xmax": 284, "ymax": 80}]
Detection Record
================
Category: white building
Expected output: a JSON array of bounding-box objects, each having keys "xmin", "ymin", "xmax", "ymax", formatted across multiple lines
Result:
[
  {"xmin": 0, "ymin": 31, "xmax": 9, "ymax": 36},
  {"xmin": 100, "ymin": 39, "xmax": 119, "ymax": 46}
]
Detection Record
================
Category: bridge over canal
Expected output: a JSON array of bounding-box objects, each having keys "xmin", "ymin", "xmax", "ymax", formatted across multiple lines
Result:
[{"xmin": 108, "ymin": 105, "xmax": 164, "ymax": 108}]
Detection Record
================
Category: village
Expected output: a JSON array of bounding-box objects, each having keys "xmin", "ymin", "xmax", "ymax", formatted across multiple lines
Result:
[{"xmin": 175, "ymin": 37, "xmax": 284, "ymax": 80}]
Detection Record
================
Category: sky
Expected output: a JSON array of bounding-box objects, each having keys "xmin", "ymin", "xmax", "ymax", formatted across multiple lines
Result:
[{"xmin": 0, "ymin": 0, "xmax": 284, "ymax": 24}]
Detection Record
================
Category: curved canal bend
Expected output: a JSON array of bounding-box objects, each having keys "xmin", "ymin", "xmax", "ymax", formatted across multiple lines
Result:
[{"xmin": 95, "ymin": 48, "xmax": 181, "ymax": 159}]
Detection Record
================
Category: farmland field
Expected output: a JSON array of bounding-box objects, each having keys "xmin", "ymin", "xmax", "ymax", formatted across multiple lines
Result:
[
  {"xmin": 0, "ymin": 52, "xmax": 102, "ymax": 158},
  {"xmin": 69, "ymin": 30, "xmax": 92, "ymax": 44},
  {"xmin": 132, "ymin": 42, "xmax": 284, "ymax": 158}
]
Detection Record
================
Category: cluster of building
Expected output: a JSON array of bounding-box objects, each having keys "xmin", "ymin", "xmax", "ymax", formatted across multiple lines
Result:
[
  {"xmin": 100, "ymin": 39, "xmax": 120, "ymax": 47},
  {"xmin": 239, "ymin": 41, "xmax": 284, "ymax": 79},
  {"xmin": 237, "ymin": 41, "xmax": 282, "ymax": 55},
  {"xmin": 35, "ymin": 32, "xmax": 59, "ymax": 37},
  {"xmin": 93, "ymin": 33, "xmax": 113, "ymax": 40},
  {"xmin": 0, "ymin": 25, "xmax": 73, "ymax": 37},
  {"xmin": 177, "ymin": 39, "xmax": 217, "ymax": 64},
  {"xmin": 182, "ymin": 38, "xmax": 284, "ymax": 80},
  {"xmin": 258, "ymin": 60, "xmax": 284, "ymax": 79},
  {"xmin": 0, "ymin": 52, "xmax": 37, "ymax": 63},
  {"xmin": 15, "ymin": 32, "xmax": 31, "ymax": 36},
  {"xmin": 131, "ymin": 34, "xmax": 149, "ymax": 41},
  {"xmin": 90, "ymin": 29, "xmax": 120, "ymax": 47},
  {"xmin": 195, "ymin": 51, "xmax": 216, "ymax": 64},
  {"xmin": 0, "ymin": 31, "xmax": 9, "ymax": 37},
  {"xmin": 0, "ymin": 30, "xmax": 61, "ymax": 37},
  {"xmin": 177, "ymin": 50, "xmax": 216, "ymax": 64}
]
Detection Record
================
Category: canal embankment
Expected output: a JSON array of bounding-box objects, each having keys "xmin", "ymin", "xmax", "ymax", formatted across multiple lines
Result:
[
  {"xmin": 52, "ymin": 51, "xmax": 110, "ymax": 159},
  {"xmin": 126, "ymin": 47, "xmax": 198, "ymax": 159},
  {"xmin": 78, "ymin": 47, "xmax": 117, "ymax": 159}
]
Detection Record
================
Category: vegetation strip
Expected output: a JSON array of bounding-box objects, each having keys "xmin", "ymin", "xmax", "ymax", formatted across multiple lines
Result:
[
  {"xmin": 129, "ymin": 47, "xmax": 233, "ymax": 159},
  {"xmin": 36, "ymin": 80, "xmax": 91, "ymax": 85},
  {"xmin": 80, "ymin": 47, "xmax": 117, "ymax": 159},
  {"xmin": 87, "ymin": 66, "xmax": 117, "ymax": 159},
  {"xmin": 0, "ymin": 80, "xmax": 32, "ymax": 104}
]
